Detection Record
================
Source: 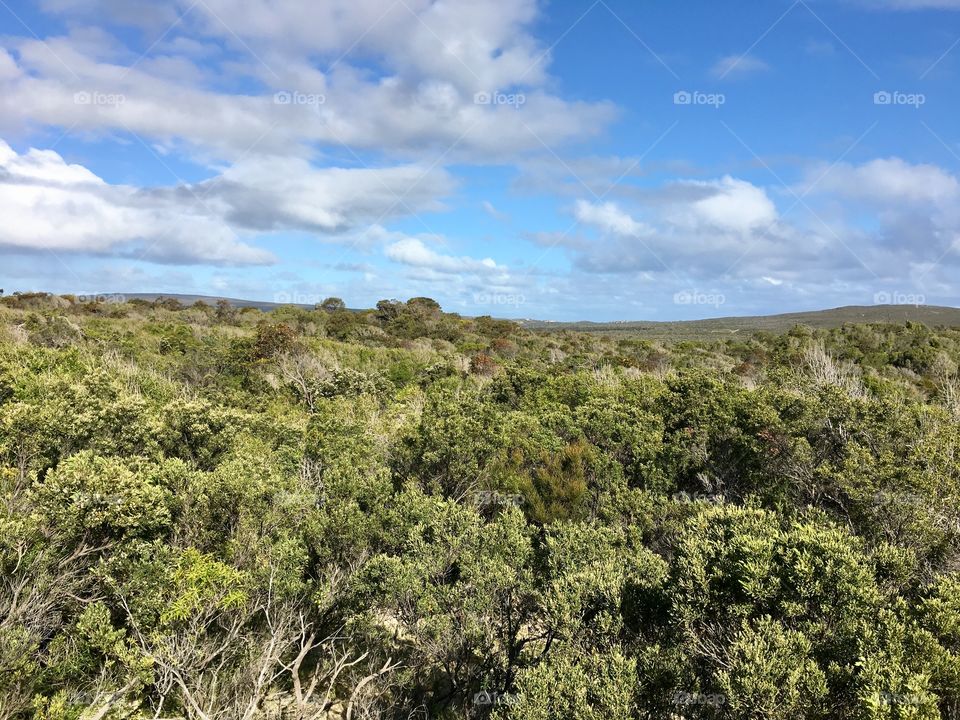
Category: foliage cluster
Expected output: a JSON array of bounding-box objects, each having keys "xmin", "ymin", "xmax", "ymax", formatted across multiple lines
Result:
[{"xmin": 2, "ymin": 293, "xmax": 960, "ymax": 718}]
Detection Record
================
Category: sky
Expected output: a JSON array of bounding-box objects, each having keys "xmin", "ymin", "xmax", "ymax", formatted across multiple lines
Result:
[{"xmin": 1, "ymin": 0, "xmax": 959, "ymax": 321}]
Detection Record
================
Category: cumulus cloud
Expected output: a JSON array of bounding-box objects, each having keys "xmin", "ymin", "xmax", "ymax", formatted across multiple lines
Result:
[
  {"xmin": 565, "ymin": 178, "xmax": 832, "ymax": 277},
  {"xmin": 0, "ymin": 0, "xmax": 614, "ymax": 162},
  {"xmin": 806, "ymin": 158, "xmax": 960, "ymax": 208},
  {"xmin": 800, "ymin": 158, "xmax": 960, "ymax": 267},
  {"xmin": 194, "ymin": 157, "xmax": 454, "ymax": 233},
  {"xmin": 573, "ymin": 200, "xmax": 655, "ymax": 238},
  {"xmin": 575, "ymin": 177, "xmax": 779, "ymax": 240},
  {"xmin": 679, "ymin": 176, "xmax": 779, "ymax": 233},
  {"xmin": 0, "ymin": 141, "xmax": 272, "ymax": 265},
  {"xmin": 0, "ymin": 141, "xmax": 454, "ymax": 264},
  {"xmin": 381, "ymin": 233, "xmax": 529, "ymax": 313},
  {"xmin": 186, "ymin": 0, "xmax": 547, "ymax": 91},
  {"xmin": 0, "ymin": 0, "xmax": 617, "ymax": 294},
  {"xmin": 385, "ymin": 237, "xmax": 502, "ymax": 274},
  {"xmin": 561, "ymin": 159, "xmax": 960, "ymax": 302}
]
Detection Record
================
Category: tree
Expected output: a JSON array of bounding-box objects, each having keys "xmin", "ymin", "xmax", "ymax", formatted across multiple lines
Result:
[
  {"xmin": 499, "ymin": 652, "xmax": 638, "ymax": 720},
  {"xmin": 319, "ymin": 297, "xmax": 346, "ymax": 313},
  {"xmin": 252, "ymin": 322, "xmax": 298, "ymax": 360},
  {"xmin": 215, "ymin": 298, "xmax": 238, "ymax": 324},
  {"xmin": 407, "ymin": 297, "xmax": 441, "ymax": 313},
  {"xmin": 374, "ymin": 300, "xmax": 401, "ymax": 324}
]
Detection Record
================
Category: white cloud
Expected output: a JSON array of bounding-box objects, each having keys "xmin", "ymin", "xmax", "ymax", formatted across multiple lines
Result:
[
  {"xmin": 565, "ymin": 178, "xmax": 827, "ymax": 277},
  {"xmin": 482, "ymin": 200, "xmax": 510, "ymax": 222},
  {"xmin": 196, "ymin": 156, "xmax": 454, "ymax": 233},
  {"xmin": 0, "ymin": 140, "xmax": 272, "ymax": 265},
  {"xmin": 683, "ymin": 176, "xmax": 779, "ymax": 232},
  {"xmin": 385, "ymin": 237, "xmax": 501, "ymax": 274},
  {"xmin": 711, "ymin": 54, "xmax": 771, "ymax": 78},
  {"xmin": 0, "ymin": 1, "xmax": 615, "ymax": 162},
  {"xmin": 575, "ymin": 177, "xmax": 777, "ymax": 242},
  {"xmin": 0, "ymin": 140, "xmax": 456, "ymax": 264},
  {"xmin": 182, "ymin": 0, "xmax": 546, "ymax": 91},
  {"xmin": 561, "ymin": 160, "xmax": 960, "ymax": 297},
  {"xmin": 574, "ymin": 200, "xmax": 654, "ymax": 237},
  {"xmin": 798, "ymin": 158, "xmax": 960, "ymax": 274},
  {"xmin": 808, "ymin": 157, "xmax": 960, "ymax": 208},
  {"xmin": 0, "ymin": 50, "xmax": 19, "ymax": 82},
  {"xmin": 380, "ymin": 233, "xmax": 527, "ymax": 312}
]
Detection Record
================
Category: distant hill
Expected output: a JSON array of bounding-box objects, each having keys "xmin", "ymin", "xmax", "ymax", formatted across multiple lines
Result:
[
  {"xmin": 108, "ymin": 293, "xmax": 325, "ymax": 311},
  {"xmin": 99, "ymin": 295, "xmax": 960, "ymax": 340},
  {"xmin": 517, "ymin": 305, "xmax": 960, "ymax": 340}
]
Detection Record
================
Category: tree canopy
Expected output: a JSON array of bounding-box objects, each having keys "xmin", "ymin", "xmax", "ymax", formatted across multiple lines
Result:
[{"xmin": 1, "ymin": 293, "xmax": 959, "ymax": 718}]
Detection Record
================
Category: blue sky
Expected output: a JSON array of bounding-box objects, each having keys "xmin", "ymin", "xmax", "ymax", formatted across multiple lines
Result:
[{"xmin": 1, "ymin": 0, "xmax": 959, "ymax": 320}]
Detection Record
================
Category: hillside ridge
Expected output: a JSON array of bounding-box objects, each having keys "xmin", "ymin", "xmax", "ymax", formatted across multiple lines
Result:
[{"xmin": 84, "ymin": 294, "xmax": 960, "ymax": 338}]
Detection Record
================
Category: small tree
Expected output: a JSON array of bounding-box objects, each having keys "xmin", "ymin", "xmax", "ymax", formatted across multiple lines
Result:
[
  {"xmin": 470, "ymin": 353, "xmax": 499, "ymax": 377},
  {"xmin": 319, "ymin": 297, "xmax": 346, "ymax": 313},
  {"xmin": 407, "ymin": 297, "xmax": 441, "ymax": 313},
  {"xmin": 252, "ymin": 323, "xmax": 297, "ymax": 360},
  {"xmin": 375, "ymin": 300, "xmax": 401, "ymax": 324},
  {"xmin": 214, "ymin": 299, "xmax": 238, "ymax": 324}
]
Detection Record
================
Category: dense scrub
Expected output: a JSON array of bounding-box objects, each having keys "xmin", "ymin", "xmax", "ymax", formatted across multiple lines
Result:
[{"xmin": 2, "ymin": 293, "xmax": 960, "ymax": 719}]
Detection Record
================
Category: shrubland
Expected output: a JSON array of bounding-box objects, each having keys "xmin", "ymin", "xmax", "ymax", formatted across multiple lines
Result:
[{"xmin": 1, "ymin": 292, "xmax": 960, "ymax": 719}]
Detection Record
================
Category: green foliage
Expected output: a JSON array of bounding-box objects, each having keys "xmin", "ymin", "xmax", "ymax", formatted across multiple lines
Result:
[
  {"xmin": 501, "ymin": 652, "xmax": 637, "ymax": 720},
  {"xmin": 22, "ymin": 313, "xmax": 82, "ymax": 348},
  {"xmin": 716, "ymin": 617, "xmax": 829, "ymax": 719},
  {"xmin": 319, "ymin": 296, "xmax": 346, "ymax": 313},
  {"xmin": 252, "ymin": 321, "xmax": 298, "ymax": 359},
  {"xmin": 31, "ymin": 452, "xmax": 173, "ymax": 544},
  {"xmin": 2, "ymin": 295, "xmax": 960, "ymax": 719}
]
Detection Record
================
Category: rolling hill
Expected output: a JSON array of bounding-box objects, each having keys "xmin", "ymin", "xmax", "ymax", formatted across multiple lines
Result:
[
  {"xmin": 516, "ymin": 305, "xmax": 960, "ymax": 339},
  {"xmin": 96, "ymin": 295, "xmax": 960, "ymax": 340}
]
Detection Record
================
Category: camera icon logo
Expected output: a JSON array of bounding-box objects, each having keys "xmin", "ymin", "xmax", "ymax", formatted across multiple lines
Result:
[
  {"xmin": 474, "ymin": 91, "xmax": 492, "ymax": 105},
  {"xmin": 874, "ymin": 91, "xmax": 892, "ymax": 106},
  {"xmin": 674, "ymin": 90, "xmax": 692, "ymax": 105},
  {"xmin": 473, "ymin": 692, "xmax": 494, "ymax": 706},
  {"xmin": 274, "ymin": 91, "xmax": 293, "ymax": 105}
]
